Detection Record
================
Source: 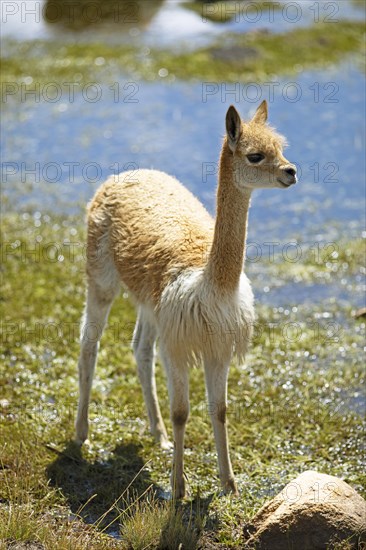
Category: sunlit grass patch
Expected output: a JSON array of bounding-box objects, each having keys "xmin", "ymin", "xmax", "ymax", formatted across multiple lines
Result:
[
  {"xmin": 259, "ymin": 236, "xmax": 366, "ymax": 282},
  {"xmin": 120, "ymin": 494, "xmax": 204, "ymax": 550},
  {"xmin": 120, "ymin": 496, "xmax": 170, "ymax": 550},
  {"xmin": 0, "ymin": 498, "xmax": 119, "ymax": 550}
]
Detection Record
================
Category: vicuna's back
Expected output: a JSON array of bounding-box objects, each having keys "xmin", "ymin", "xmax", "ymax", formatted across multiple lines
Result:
[{"xmin": 87, "ymin": 169, "xmax": 214, "ymax": 303}]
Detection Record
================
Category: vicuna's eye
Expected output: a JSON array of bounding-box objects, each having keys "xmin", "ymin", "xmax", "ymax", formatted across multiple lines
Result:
[{"xmin": 246, "ymin": 153, "xmax": 265, "ymax": 164}]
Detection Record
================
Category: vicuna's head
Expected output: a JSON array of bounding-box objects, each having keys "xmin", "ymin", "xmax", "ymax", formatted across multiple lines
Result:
[{"xmin": 225, "ymin": 101, "xmax": 297, "ymax": 190}]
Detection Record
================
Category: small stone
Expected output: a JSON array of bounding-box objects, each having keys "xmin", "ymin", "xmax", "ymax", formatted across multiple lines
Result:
[{"xmin": 354, "ymin": 307, "xmax": 366, "ymax": 319}]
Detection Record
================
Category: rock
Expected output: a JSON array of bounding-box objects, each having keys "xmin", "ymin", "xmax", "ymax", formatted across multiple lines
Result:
[
  {"xmin": 354, "ymin": 307, "xmax": 366, "ymax": 319},
  {"xmin": 244, "ymin": 470, "xmax": 366, "ymax": 549}
]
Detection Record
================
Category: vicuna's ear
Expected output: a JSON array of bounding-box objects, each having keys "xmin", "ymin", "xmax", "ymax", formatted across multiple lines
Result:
[
  {"xmin": 226, "ymin": 105, "xmax": 242, "ymax": 152},
  {"xmin": 251, "ymin": 100, "xmax": 268, "ymax": 125}
]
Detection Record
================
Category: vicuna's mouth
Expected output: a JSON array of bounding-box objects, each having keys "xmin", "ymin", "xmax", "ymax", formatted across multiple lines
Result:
[{"xmin": 277, "ymin": 178, "xmax": 296, "ymax": 188}]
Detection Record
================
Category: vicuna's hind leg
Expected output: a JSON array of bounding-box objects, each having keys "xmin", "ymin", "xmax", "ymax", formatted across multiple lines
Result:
[
  {"xmin": 75, "ymin": 281, "xmax": 118, "ymax": 444},
  {"xmin": 133, "ymin": 310, "xmax": 171, "ymax": 449},
  {"xmin": 204, "ymin": 360, "xmax": 238, "ymax": 495}
]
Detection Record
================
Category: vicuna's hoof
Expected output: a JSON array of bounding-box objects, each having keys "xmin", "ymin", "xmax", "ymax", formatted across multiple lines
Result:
[
  {"xmin": 171, "ymin": 475, "xmax": 186, "ymax": 499},
  {"xmin": 222, "ymin": 478, "xmax": 239, "ymax": 497},
  {"xmin": 74, "ymin": 432, "xmax": 90, "ymax": 447},
  {"xmin": 75, "ymin": 421, "xmax": 88, "ymax": 446},
  {"xmin": 159, "ymin": 438, "xmax": 174, "ymax": 451},
  {"xmin": 173, "ymin": 484, "xmax": 186, "ymax": 500}
]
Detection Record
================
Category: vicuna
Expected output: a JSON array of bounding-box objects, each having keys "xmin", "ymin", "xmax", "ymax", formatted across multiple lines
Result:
[{"xmin": 75, "ymin": 101, "xmax": 297, "ymax": 498}]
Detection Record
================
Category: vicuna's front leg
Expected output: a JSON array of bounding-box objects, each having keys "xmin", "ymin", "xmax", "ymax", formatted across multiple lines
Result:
[
  {"xmin": 132, "ymin": 311, "xmax": 170, "ymax": 449},
  {"xmin": 204, "ymin": 360, "xmax": 237, "ymax": 495},
  {"xmin": 161, "ymin": 349, "xmax": 189, "ymax": 498}
]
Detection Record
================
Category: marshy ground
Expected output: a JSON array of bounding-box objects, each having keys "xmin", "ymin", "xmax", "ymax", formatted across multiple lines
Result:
[{"xmin": 1, "ymin": 213, "xmax": 365, "ymax": 548}]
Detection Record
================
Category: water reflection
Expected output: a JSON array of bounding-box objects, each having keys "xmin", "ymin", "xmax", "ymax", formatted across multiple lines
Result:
[
  {"xmin": 2, "ymin": 1, "xmax": 364, "ymax": 46},
  {"xmin": 43, "ymin": 0, "xmax": 165, "ymax": 31}
]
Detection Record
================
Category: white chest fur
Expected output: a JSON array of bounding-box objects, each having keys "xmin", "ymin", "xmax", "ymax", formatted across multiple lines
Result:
[{"xmin": 157, "ymin": 268, "xmax": 255, "ymax": 367}]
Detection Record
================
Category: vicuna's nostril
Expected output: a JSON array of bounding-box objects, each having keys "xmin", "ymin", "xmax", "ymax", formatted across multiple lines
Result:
[{"xmin": 285, "ymin": 167, "xmax": 296, "ymax": 177}]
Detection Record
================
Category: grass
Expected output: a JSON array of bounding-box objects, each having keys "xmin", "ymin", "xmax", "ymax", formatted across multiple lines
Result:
[
  {"xmin": 1, "ymin": 211, "xmax": 365, "ymax": 548},
  {"xmin": 1, "ymin": 21, "xmax": 364, "ymax": 95},
  {"xmin": 248, "ymin": 234, "xmax": 366, "ymax": 287}
]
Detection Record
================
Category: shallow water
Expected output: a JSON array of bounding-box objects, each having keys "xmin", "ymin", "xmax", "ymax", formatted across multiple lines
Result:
[
  {"xmin": 257, "ymin": 279, "xmax": 365, "ymax": 307},
  {"xmin": 2, "ymin": 60, "xmax": 365, "ymax": 243},
  {"xmin": 2, "ymin": 0, "xmax": 365, "ymax": 47}
]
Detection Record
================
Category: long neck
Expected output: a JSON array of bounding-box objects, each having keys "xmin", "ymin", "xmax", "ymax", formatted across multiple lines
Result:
[{"xmin": 205, "ymin": 140, "xmax": 252, "ymax": 292}]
